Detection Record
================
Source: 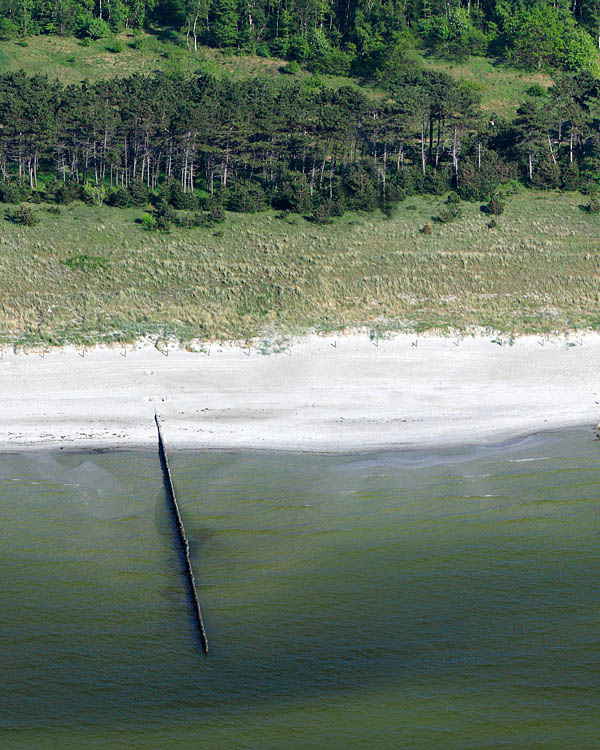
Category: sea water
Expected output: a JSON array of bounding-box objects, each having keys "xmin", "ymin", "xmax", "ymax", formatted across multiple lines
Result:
[{"xmin": 1, "ymin": 430, "xmax": 600, "ymax": 749}]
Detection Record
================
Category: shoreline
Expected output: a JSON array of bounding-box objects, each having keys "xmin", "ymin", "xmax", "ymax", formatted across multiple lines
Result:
[{"xmin": 1, "ymin": 332, "xmax": 599, "ymax": 454}]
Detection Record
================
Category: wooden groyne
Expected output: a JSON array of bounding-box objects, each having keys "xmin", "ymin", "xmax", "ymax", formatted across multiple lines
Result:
[{"xmin": 155, "ymin": 412, "xmax": 209, "ymax": 654}]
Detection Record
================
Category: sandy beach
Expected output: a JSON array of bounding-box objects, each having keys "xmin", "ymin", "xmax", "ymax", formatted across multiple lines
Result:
[{"xmin": 0, "ymin": 332, "xmax": 599, "ymax": 453}]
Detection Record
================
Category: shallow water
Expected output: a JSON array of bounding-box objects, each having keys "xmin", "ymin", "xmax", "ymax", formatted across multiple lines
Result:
[{"xmin": 2, "ymin": 431, "xmax": 600, "ymax": 749}]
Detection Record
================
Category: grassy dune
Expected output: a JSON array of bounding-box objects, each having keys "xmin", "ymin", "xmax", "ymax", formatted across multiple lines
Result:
[
  {"xmin": 0, "ymin": 34, "xmax": 549, "ymax": 115},
  {"xmin": 419, "ymin": 54, "xmax": 554, "ymax": 117},
  {"xmin": 1, "ymin": 190, "xmax": 599, "ymax": 347},
  {"xmin": 0, "ymin": 32, "xmax": 358, "ymax": 89}
]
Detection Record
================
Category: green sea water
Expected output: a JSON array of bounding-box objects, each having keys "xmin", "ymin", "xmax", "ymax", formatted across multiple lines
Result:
[{"xmin": 1, "ymin": 431, "xmax": 600, "ymax": 749}]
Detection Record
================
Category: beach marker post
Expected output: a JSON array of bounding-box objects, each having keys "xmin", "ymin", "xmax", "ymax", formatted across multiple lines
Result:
[{"xmin": 155, "ymin": 411, "xmax": 209, "ymax": 654}]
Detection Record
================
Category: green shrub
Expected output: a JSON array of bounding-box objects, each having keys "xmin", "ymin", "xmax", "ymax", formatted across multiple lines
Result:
[
  {"xmin": 311, "ymin": 204, "xmax": 333, "ymax": 224},
  {"xmin": 128, "ymin": 179, "xmax": 149, "ymax": 207},
  {"xmin": 282, "ymin": 61, "xmax": 301, "ymax": 74},
  {"xmin": 436, "ymin": 192, "xmax": 463, "ymax": 222},
  {"xmin": 162, "ymin": 179, "xmax": 195, "ymax": 209},
  {"xmin": 106, "ymin": 187, "xmax": 131, "ymax": 207},
  {"xmin": 482, "ymin": 193, "xmax": 505, "ymax": 215},
  {"xmin": 227, "ymin": 182, "xmax": 267, "ymax": 213},
  {"xmin": 5, "ymin": 204, "xmax": 39, "ymax": 226},
  {"xmin": 81, "ymin": 183, "xmax": 106, "ymax": 206},
  {"xmin": 141, "ymin": 212, "xmax": 157, "ymax": 230},
  {"xmin": 587, "ymin": 194, "xmax": 600, "ymax": 214},
  {"xmin": 206, "ymin": 200, "xmax": 225, "ymax": 225},
  {"xmin": 155, "ymin": 199, "xmax": 175, "ymax": 230},
  {"xmin": 255, "ymin": 43, "xmax": 271, "ymax": 57},
  {"xmin": 61, "ymin": 254, "xmax": 110, "ymax": 272},
  {"xmin": 0, "ymin": 180, "xmax": 31, "ymax": 204},
  {"xmin": 45, "ymin": 179, "xmax": 80, "ymax": 205},
  {"xmin": 57, "ymin": 182, "xmax": 81, "ymax": 204},
  {"xmin": 561, "ymin": 162, "xmax": 580, "ymax": 191},
  {"xmin": 106, "ymin": 39, "xmax": 124, "ymax": 53},
  {"xmin": 0, "ymin": 18, "xmax": 19, "ymax": 39},
  {"xmin": 78, "ymin": 14, "xmax": 110, "ymax": 39},
  {"xmin": 437, "ymin": 203, "xmax": 462, "ymax": 223},
  {"xmin": 525, "ymin": 83, "xmax": 546, "ymax": 97}
]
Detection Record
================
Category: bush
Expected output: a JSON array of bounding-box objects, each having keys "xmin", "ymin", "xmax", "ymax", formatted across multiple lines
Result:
[
  {"xmin": 255, "ymin": 43, "xmax": 271, "ymax": 58},
  {"xmin": 141, "ymin": 212, "xmax": 157, "ymax": 230},
  {"xmin": 227, "ymin": 182, "xmax": 267, "ymax": 213},
  {"xmin": 157, "ymin": 179, "xmax": 195, "ymax": 210},
  {"xmin": 81, "ymin": 183, "xmax": 106, "ymax": 206},
  {"xmin": 55, "ymin": 181, "xmax": 81, "ymax": 204},
  {"xmin": 78, "ymin": 13, "xmax": 111, "ymax": 39},
  {"xmin": 526, "ymin": 83, "xmax": 547, "ymax": 97},
  {"xmin": 424, "ymin": 165, "xmax": 452, "ymax": 195},
  {"xmin": 61, "ymin": 254, "xmax": 110, "ymax": 272},
  {"xmin": 282, "ymin": 61, "xmax": 301, "ymax": 75},
  {"xmin": 154, "ymin": 199, "xmax": 175, "ymax": 230},
  {"xmin": 0, "ymin": 180, "xmax": 31, "ymax": 204},
  {"xmin": 0, "ymin": 18, "xmax": 19, "ymax": 39},
  {"xmin": 6, "ymin": 204, "xmax": 39, "ymax": 226},
  {"xmin": 207, "ymin": 203, "xmax": 225, "ymax": 224},
  {"xmin": 420, "ymin": 7, "xmax": 490, "ymax": 60},
  {"xmin": 437, "ymin": 202, "xmax": 462, "ymax": 223},
  {"xmin": 531, "ymin": 158, "xmax": 560, "ymax": 189},
  {"xmin": 482, "ymin": 193, "xmax": 505, "ymax": 215},
  {"xmin": 128, "ymin": 179, "xmax": 149, "ymax": 207},
  {"xmin": 561, "ymin": 161, "xmax": 580, "ymax": 191},
  {"xmin": 587, "ymin": 194, "xmax": 600, "ymax": 214},
  {"xmin": 106, "ymin": 187, "xmax": 131, "ymax": 207},
  {"xmin": 310, "ymin": 204, "xmax": 333, "ymax": 224},
  {"xmin": 106, "ymin": 39, "xmax": 124, "ymax": 53}
]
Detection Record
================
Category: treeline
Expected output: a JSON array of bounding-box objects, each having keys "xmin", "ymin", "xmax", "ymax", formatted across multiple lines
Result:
[
  {"xmin": 1, "ymin": 0, "xmax": 600, "ymax": 76},
  {"xmin": 1, "ymin": 69, "xmax": 599, "ymax": 221}
]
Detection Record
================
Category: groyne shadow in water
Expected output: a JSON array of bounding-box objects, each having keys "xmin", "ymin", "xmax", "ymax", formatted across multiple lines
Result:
[{"xmin": 155, "ymin": 413, "xmax": 209, "ymax": 655}]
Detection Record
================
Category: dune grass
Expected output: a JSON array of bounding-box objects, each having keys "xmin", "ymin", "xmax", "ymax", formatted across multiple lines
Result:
[
  {"xmin": 1, "ymin": 189, "xmax": 599, "ymax": 348},
  {"xmin": 0, "ymin": 31, "xmax": 359, "ymax": 90},
  {"xmin": 419, "ymin": 54, "xmax": 554, "ymax": 117}
]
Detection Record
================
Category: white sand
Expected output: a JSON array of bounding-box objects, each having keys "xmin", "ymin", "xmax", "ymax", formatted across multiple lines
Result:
[{"xmin": 1, "ymin": 332, "xmax": 598, "ymax": 453}]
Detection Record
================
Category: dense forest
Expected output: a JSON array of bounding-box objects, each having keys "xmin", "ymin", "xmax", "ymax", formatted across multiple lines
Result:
[
  {"xmin": 2, "ymin": 0, "xmax": 600, "ymax": 222},
  {"xmin": 1, "ymin": 68, "xmax": 599, "ymax": 225},
  {"xmin": 1, "ymin": 0, "xmax": 600, "ymax": 76}
]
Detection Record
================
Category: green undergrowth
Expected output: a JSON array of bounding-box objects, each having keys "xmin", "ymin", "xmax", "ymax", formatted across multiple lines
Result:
[{"xmin": 1, "ymin": 190, "xmax": 600, "ymax": 348}]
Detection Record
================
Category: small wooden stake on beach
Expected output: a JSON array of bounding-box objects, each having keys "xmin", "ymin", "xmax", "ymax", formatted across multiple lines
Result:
[{"xmin": 155, "ymin": 411, "xmax": 209, "ymax": 654}]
